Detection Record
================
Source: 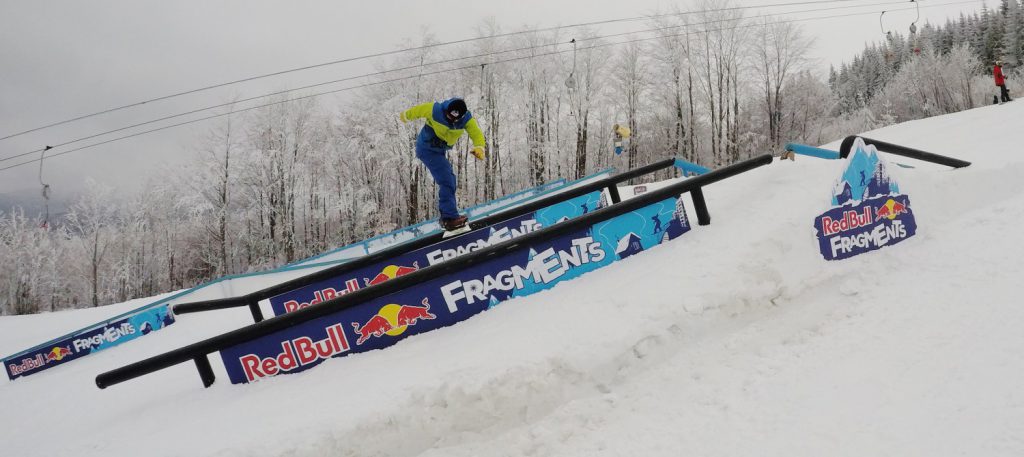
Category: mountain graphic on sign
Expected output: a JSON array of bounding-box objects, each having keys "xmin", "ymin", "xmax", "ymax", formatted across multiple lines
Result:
[{"xmin": 832, "ymin": 138, "xmax": 900, "ymax": 205}]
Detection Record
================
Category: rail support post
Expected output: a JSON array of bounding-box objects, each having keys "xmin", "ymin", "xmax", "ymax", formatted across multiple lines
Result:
[
  {"xmin": 691, "ymin": 187, "xmax": 711, "ymax": 226},
  {"xmin": 248, "ymin": 299, "xmax": 264, "ymax": 323},
  {"xmin": 194, "ymin": 355, "xmax": 216, "ymax": 388},
  {"xmin": 607, "ymin": 185, "xmax": 621, "ymax": 204}
]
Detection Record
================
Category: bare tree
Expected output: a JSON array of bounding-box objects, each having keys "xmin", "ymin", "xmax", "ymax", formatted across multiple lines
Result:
[
  {"xmin": 753, "ymin": 20, "xmax": 813, "ymax": 147},
  {"xmin": 611, "ymin": 39, "xmax": 648, "ymax": 173},
  {"xmin": 65, "ymin": 180, "xmax": 117, "ymax": 307}
]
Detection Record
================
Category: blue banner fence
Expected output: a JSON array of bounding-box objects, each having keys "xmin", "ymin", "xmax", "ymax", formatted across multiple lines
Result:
[{"xmin": 3, "ymin": 172, "xmax": 612, "ymax": 381}]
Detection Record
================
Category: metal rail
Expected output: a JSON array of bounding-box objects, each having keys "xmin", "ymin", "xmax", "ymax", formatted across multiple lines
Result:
[
  {"xmin": 839, "ymin": 136, "xmax": 971, "ymax": 168},
  {"xmin": 96, "ymin": 154, "xmax": 771, "ymax": 389}
]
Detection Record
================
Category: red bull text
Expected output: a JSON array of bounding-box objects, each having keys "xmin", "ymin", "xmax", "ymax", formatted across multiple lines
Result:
[
  {"xmin": 238, "ymin": 324, "xmax": 350, "ymax": 383},
  {"xmin": 8, "ymin": 354, "xmax": 46, "ymax": 376},
  {"xmin": 283, "ymin": 279, "xmax": 360, "ymax": 313},
  {"xmin": 820, "ymin": 207, "xmax": 873, "ymax": 236}
]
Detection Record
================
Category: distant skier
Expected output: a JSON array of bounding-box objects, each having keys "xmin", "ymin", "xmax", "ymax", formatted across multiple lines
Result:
[
  {"xmin": 612, "ymin": 123, "xmax": 631, "ymax": 155},
  {"xmin": 994, "ymin": 60, "xmax": 1012, "ymax": 104},
  {"xmin": 400, "ymin": 97, "xmax": 486, "ymax": 234}
]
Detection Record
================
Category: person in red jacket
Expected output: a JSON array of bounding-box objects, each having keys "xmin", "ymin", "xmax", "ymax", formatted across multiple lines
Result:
[{"xmin": 995, "ymin": 60, "xmax": 1012, "ymax": 104}]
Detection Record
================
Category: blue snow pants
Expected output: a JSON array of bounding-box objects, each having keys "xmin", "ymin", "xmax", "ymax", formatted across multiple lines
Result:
[{"xmin": 416, "ymin": 145, "xmax": 459, "ymax": 219}]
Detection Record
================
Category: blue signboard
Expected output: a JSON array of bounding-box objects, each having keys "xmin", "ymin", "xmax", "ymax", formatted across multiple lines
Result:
[
  {"xmin": 267, "ymin": 191, "xmax": 605, "ymax": 316},
  {"xmin": 813, "ymin": 137, "xmax": 917, "ymax": 260},
  {"xmin": 220, "ymin": 196, "xmax": 690, "ymax": 384},
  {"xmin": 4, "ymin": 306, "xmax": 175, "ymax": 380}
]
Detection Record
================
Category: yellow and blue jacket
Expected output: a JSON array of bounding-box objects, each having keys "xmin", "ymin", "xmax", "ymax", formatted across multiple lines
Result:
[{"xmin": 402, "ymin": 98, "xmax": 485, "ymax": 152}]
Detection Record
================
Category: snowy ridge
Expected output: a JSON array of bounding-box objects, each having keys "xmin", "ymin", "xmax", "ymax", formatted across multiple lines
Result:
[{"xmin": 3, "ymin": 102, "xmax": 1024, "ymax": 456}]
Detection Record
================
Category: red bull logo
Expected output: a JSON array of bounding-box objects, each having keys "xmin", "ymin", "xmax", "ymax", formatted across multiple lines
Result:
[
  {"xmin": 45, "ymin": 346, "xmax": 72, "ymax": 363},
  {"xmin": 283, "ymin": 279, "xmax": 360, "ymax": 313},
  {"xmin": 364, "ymin": 263, "xmax": 419, "ymax": 287},
  {"xmin": 237, "ymin": 324, "xmax": 350, "ymax": 383},
  {"xmin": 352, "ymin": 298, "xmax": 436, "ymax": 345},
  {"xmin": 7, "ymin": 345, "xmax": 75, "ymax": 376},
  {"xmin": 817, "ymin": 195, "xmax": 916, "ymax": 260},
  {"xmin": 875, "ymin": 198, "xmax": 909, "ymax": 221}
]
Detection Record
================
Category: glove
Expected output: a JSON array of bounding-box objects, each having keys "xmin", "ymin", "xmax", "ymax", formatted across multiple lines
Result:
[
  {"xmin": 471, "ymin": 146, "xmax": 485, "ymax": 160},
  {"xmin": 399, "ymin": 111, "xmax": 409, "ymax": 123}
]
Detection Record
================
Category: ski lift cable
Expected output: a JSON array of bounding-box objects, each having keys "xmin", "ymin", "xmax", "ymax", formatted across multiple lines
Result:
[
  {"xmin": 0, "ymin": 0, "xmax": 984, "ymax": 174},
  {"xmin": 2, "ymin": 40, "xmax": 566, "ymax": 163},
  {"xmin": 881, "ymin": 10, "xmax": 896, "ymax": 41},
  {"xmin": 0, "ymin": 0, "xmax": 899, "ymax": 143},
  {"xmin": 0, "ymin": 0, "xmax": 912, "ymax": 164},
  {"xmin": 911, "ymin": 0, "xmax": 920, "ymax": 34}
]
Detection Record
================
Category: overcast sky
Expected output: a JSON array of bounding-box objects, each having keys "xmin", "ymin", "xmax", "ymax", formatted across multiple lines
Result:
[{"xmin": 0, "ymin": 0, "xmax": 988, "ymax": 206}]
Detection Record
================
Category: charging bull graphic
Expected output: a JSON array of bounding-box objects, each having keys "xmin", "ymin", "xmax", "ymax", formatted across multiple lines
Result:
[
  {"xmin": 352, "ymin": 298, "xmax": 436, "ymax": 345},
  {"xmin": 874, "ymin": 199, "xmax": 908, "ymax": 221},
  {"xmin": 364, "ymin": 263, "xmax": 420, "ymax": 287}
]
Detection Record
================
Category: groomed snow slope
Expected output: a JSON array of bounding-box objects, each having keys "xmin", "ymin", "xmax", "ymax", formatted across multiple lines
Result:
[{"xmin": 3, "ymin": 101, "xmax": 1024, "ymax": 456}]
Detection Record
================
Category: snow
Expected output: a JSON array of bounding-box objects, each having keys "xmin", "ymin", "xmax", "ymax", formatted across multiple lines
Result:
[{"xmin": 3, "ymin": 102, "xmax": 1024, "ymax": 456}]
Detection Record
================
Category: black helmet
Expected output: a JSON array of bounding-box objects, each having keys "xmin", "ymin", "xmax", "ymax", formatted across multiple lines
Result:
[{"xmin": 445, "ymin": 98, "xmax": 467, "ymax": 123}]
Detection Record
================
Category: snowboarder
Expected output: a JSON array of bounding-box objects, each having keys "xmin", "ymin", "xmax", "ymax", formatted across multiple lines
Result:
[
  {"xmin": 612, "ymin": 123, "xmax": 631, "ymax": 155},
  {"xmin": 995, "ymin": 60, "xmax": 1012, "ymax": 104},
  {"xmin": 400, "ymin": 98, "xmax": 486, "ymax": 235}
]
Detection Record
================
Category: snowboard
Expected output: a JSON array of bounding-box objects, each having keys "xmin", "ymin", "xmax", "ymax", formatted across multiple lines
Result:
[{"xmin": 441, "ymin": 223, "xmax": 471, "ymax": 238}]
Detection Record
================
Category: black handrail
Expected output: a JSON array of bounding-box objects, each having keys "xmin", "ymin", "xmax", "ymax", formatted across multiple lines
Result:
[
  {"xmin": 172, "ymin": 158, "xmax": 679, "ymax": 321},
  {"xmin": 839, "ymin": 136, "xmax": 971, "ymax": 168},
  {"xmin": 96, "ymin": 154, "xmax": 771, "ymax": 389}
]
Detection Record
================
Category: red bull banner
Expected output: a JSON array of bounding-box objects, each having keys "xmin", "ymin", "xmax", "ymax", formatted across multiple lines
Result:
[
  {"xmin": 266, "ymin": 192, "xmax": 604, "ymax": 316},
  {"xmin": 814, "ymin": 138, "xmax": 917, "ymax": 260},
  {"xmin": 4, "ymin": 306, "xmax": 174, "ymax": 380},
  {"xmin": 220, "ymin": 196, "xmax": 690, "ymax": 384}
]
